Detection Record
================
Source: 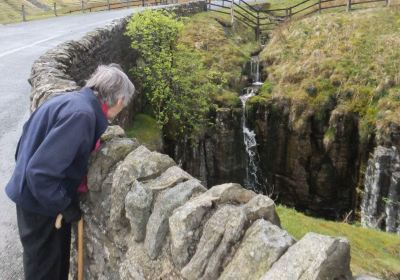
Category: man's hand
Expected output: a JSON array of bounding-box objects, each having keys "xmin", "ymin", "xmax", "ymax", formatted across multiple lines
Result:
[{"xmin": 61, "ymin": 199, "xmax": 82, "ymax": 224}]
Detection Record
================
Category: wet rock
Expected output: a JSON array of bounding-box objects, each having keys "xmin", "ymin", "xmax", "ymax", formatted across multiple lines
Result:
[
  {"xmin": 261, "ymin": 232, "xmax": 352, "ymax": 280},
  {"xmin": 361, "ymin": 145, "xmax": 400, "ymax": 234},
  {"xmin": 145, "ymin": 179, "xmax": 206, "ymax": 259},
  {"xmin": 219, "ymin": 219, "xmax": 294, "ymax": 280},
  {"xmin": 181, "ymin": 205, "xmax": 247, "ymax": 280}
]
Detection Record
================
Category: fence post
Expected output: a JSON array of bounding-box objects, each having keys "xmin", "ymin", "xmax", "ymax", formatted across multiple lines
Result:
[
  {"xmin": 54, "ymin": 2, "xmax": 58, "ymax": 16},
  {"xmin": 222, "ymin": 0, "xmax": 224, "ymax": 7},
  {"xmin": 318, "ymin": 0, "xmax": 321, "ymax": 13},
  {"xmin": 346, "ymin": 0, "xmax": 351, "ymax": 11},
  {"xmin": 81, "ymin": 0, "xmax": 84, "ymax": 12},
  {"xmin": 256, "ymin": 10, "xmax": 260, "ymax": 41},
  {"xmin": 289, "ymin": 7, "xmax": 292, "ymax": 19},
  {"xmin": 231, "ymin": 0, "xmax": 235, "ymax": 25},
  {"xmin": 21, "ymin": 4, "xmax": 26, "ymax": 22},
  {"xmin": 142, "ymin": 0, "xmax": 145, "ymax": 6},
  {"xmin": 107, "ymin": 0, "xmax": 111, "ymax": 10},
  {"xmin": 386, "ymin": 0, "xmax": 391, "ymax": 6}
]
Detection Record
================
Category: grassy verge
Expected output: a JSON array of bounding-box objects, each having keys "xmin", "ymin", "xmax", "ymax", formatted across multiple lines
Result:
[
  {"xmin": 277, "ymin": 205, "xmax": 400, "ymax": 279},
  {"xmin": 126, "ymin": 113, "xmax": 163, "ymax": 151}
]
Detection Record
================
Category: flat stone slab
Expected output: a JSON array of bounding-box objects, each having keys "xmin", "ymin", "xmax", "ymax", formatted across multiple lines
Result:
[
  {"xmin": 145, "ymin": 179, "xmax": 206, "ymax": 259},
  {"xmin": 181, "ymin": 205, "xmax": 247, "ymax": 280},
  {"xmin": 261, "ymin": 232, "xmax": 352, "ymax": 280},
  {"xmin": 219, "ymin": 219, "xmax": 294, "ymax": 280}
]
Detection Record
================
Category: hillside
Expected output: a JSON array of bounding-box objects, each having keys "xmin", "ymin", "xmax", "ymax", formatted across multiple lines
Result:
[{"xmin": 256, "ymin": 7, "xmax": 400, "ymax": 143}]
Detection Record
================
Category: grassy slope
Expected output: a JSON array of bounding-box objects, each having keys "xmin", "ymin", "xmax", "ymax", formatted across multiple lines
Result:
[
  {"xmin": 257, "ymin": 7, "xmax": 400, "ymax": 141},
  {"xmin": 277, "ymin": 205, "xmax": 400, "ymax": 279},
  {"xmin": 126, "ymin": 113, "xmax": 163, "ymax": 151},
  {"xmin": 178, "ymin": 12, "xmax": 259, "ymax": 108}
]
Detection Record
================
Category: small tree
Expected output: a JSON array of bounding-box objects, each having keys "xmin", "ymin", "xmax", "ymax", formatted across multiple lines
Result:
[{"xmin": 125, "ymin": 10, "xmax": 214, "ymax": 140}]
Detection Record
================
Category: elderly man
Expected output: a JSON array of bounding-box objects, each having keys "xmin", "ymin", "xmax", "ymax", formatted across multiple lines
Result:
[{"xmin": 5, "ymin": 64, "xmax": 135, "ymax": 280}]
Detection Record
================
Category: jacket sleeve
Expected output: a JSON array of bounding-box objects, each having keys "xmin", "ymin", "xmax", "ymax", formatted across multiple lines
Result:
[{"xmin": 25, "ymin": 112, "xmax": 95, "ymax": 213}]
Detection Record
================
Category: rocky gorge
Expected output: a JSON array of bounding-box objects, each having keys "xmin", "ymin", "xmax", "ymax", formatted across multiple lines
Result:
[{"xmin": 26, "ymin": 1, "xmax": 400, "ymax": 278}]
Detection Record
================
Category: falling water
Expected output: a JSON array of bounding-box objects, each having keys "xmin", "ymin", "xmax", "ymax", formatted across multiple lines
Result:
[
  {"xmin": 250, "ymin": 56, "xmax": 263, "ymax": 86},
  {"xmin": 240, "ymin": 88, "xmax": 262, "ymax": 191}
]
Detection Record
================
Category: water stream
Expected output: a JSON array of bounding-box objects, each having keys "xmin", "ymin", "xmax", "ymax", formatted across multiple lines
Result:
[{"xmin": 240, "ymin": 56, "xmax": 264, "ymax": 192}]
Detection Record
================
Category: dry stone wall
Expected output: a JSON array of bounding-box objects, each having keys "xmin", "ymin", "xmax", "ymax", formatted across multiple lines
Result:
[
  {"xmin": 78, "ymin": 125, "xmax": 354, "ymax": 280},
  {"xmin": 28, "ymin": 1, "xmax": 207, "ymax": 128}
]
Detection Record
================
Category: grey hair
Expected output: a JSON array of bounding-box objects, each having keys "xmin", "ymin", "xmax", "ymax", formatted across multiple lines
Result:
[{"xmin": 85, "ymin": 64, "xmax": 135, "ymax": 106}]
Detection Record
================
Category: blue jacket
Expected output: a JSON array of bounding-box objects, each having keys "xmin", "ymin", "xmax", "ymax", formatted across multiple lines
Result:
[{"xmin": 5, "ymin": 87, "xmax": 108, "ymax": 216}]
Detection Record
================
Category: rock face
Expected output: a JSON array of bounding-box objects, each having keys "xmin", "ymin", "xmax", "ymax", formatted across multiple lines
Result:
[
  {"xmin": 361, "ymin": 146, "xmax": 400, "ymax": 234},
  {"xmin": 168, "ymin": 98, "xmax": 361, "ymax": 219},
  {"xmin": 165, "ymin": 108, "xmax": 246, "ymax": 187},
  {"xmin": 76, "ymin": 128, "xmax": 354, "ymax": 280}
]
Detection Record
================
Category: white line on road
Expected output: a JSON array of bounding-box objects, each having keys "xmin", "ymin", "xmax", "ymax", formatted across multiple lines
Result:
[
  {"xmin": 0, "ymin": 17, "xmax": 126, "ymax": 59},
  {"xmin": 0, "ymin": 35, "xmax": 60, "ymax": 58}
]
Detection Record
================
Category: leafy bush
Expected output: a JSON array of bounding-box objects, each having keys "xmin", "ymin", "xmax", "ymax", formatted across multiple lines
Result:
[{"xmin": 125, "ymin": 10, "xmax": 215, "ymax": 139}]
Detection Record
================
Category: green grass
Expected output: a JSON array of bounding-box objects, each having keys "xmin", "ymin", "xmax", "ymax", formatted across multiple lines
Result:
[
  {"xmin": 178, "ymin": 12, "xmax": 259, "ymax": 108},
  {"xmin": 257, "ymin": 7, "xmax": 400, "ymax": 141},
  {"xmin": 277, "ymin": 205, "xmax": 400, "ymax": 279},
  {"xmin": 126, "ymin": 113, "xmax": 163, "ymax": 151}
]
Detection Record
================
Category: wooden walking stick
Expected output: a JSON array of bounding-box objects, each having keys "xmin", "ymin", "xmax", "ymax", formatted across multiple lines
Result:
[
  {"xmin": 78, "ymin": 218, "xmax": 84, "ymax": 280},
  {"xmin": 55, "ymin": 214, "xmax": 84, "ymax": 280}
]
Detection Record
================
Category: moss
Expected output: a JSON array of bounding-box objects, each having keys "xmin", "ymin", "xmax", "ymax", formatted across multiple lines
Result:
[
  {"xmin": 277, "ymin": 205, "xmax": 400, "ymax": 279},
  {"xmin": 213, "ymin": 90, "xmax": 241, "ymax": 108},
  {"xmin": 126, "ymin": 113, "xmax": 163, "ymax": 151}
]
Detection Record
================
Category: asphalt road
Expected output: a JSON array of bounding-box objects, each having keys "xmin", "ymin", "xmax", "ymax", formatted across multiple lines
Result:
[{"xmin": 0, "ymin": 8, "xmax": 137, "ymax": 279}]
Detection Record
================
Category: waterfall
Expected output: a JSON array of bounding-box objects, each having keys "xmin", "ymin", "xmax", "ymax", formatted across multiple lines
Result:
[
  {"xmin": 240, "ymin": 88, "xmax": 262, "ymax": 191},
  {"xmin": 240, "ymin": 56, "xmax": 264, "ymax": 192},
  {"xmin": 361, "ymin": 146, "xmax": 400, "ymax": 234},
  {"xmin": 250, "ymin": 56, "xmax": 263, "ymax": 86}
]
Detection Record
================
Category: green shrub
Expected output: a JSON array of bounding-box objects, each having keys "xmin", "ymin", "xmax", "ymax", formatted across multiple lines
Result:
[{"xmin": 125, "ymin": 10, "xmax": 214, "ymax": 140}]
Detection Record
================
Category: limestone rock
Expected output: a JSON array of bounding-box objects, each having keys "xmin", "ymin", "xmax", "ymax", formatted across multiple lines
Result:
[
  {"xmin": 361, "ymin": 146, "xmax": 400, "ymax": 233},
  {"xmin": 181, "ymin": 205, "xmax": 247, "ymax": 280},
  {"xmin": 243, "ymin": 194, "xmax": 281, "ymax": 226},
  {"xmin": 125, "ymin": 180, "xmax": 153, "ymax": 242},
  {"xmin": 144, "ymin": 166, "xmax": 193, "ymax": 191},
  {"xmin": 261, "ymin": 232, "xmax": 352, "ymax": 280},
  {"xmin": 219, "ymin": 219, "xmax": 294, "ymax": 280},
  {"xmin": 123, "ymin": 145, "xmax": 176, "ymax": 181},
  {"xmin": 169, "ymin": 183, "xmax": 255, "ymax": 269},
  {"xmin": 110, "ymin": 161, "xmax": 137, "ymax": 230},
  {"xmin": 101, "ymin": 125, "xmax": 126, "ymax": 142},
  {"xmin": 145, "ymin": 179, "xmax": 206, "ymax": 259},
  {"xmin": 88, "ymin": 137, "xmax": 138, "ymax": 191}
]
